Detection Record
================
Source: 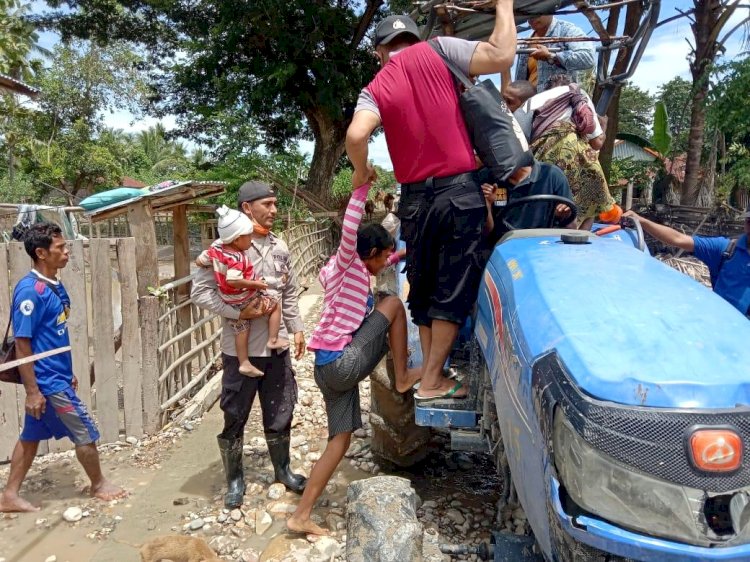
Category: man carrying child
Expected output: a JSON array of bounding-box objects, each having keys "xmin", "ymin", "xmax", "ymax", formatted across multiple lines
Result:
[{"xmin": 192, "ymin": 181, "xmax": 308, "ymax": 508}]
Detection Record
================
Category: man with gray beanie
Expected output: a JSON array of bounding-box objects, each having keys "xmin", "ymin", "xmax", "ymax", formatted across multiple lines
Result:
[{"xmin": 192, "ymin": 180, "xmax": 307, "ymax": 508}]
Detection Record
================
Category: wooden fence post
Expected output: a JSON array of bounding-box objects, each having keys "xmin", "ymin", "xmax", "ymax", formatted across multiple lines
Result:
[
  {"xmin": 6, "ymin": 243, "xmax": 49, "ymax": 455},
  {"xmin": 0, "ymin": 244, "xmax": 21, "ymax": 462},
  {"xmin": 140, "ymin": 295, "xmax": 161, "ymax": 434},
  {"xmin": 60, "ymin": 240, "xmax": 91, "ymax": 410},
  {"xmin": 90, "ymin": 238, "xmax": 120, "ymax": 443},
  {"xmin": 117, "ymin": 238, "xmax": 143, "ymax": 438}
]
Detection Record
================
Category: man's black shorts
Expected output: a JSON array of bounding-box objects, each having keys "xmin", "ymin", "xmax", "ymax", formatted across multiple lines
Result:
[{"xmin": 400, "ymin": 178, "xmax": 487, "ymax": 326}]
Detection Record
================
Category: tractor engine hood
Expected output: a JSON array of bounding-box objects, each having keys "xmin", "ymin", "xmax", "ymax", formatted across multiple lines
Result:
[{"xmin": 485, "ymin": 234, "xmax": 750, "ymax": 409}]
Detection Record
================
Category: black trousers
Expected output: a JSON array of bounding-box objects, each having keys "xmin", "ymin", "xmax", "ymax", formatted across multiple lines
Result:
[
  {"xmin": 218, "ymin": 350, "xmax": 298, "ymax": 441},
  {"xmin": 398, "ymin": 178, "xmax": 488, "ymax": 326}
]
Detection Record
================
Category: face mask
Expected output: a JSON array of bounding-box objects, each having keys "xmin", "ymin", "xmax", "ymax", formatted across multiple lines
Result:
[
  {"xmin": 244, "ymin": 204, "xmax": 270, "ymax": 236},
  {"xmin": 253, "ymin": 223, "xmax": 270, "ymax": 236}
]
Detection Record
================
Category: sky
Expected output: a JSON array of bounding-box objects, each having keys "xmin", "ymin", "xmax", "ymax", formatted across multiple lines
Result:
[{"xmin": 31, "ymin": 0, "xmax": 749, "ymax": 170}]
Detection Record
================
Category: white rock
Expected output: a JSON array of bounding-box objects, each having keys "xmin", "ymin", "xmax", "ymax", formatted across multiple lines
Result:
[
  {"xmin": 312, "ymin": 536, "xmax": 342, "ymax": 559},
  {"xmin": 62, "ymin": 507, "xmax": 83, "ymax": 522},
  {"xmin": 44, "ymin": 557, "xmax": 57, "ymax": 562},
  {"xmin": 189, "ymin": 518, "xmax": 205, "ymax": 530},
  {"xmin": 255, "ymin": 511, "xmax": 272, "ymax": 535},
  {"xmin": 230, "ymin": 509, "xmax": 243, "ymax": 521},
  {"xmin": 267, "ymin": 483, "xmax": 286, "ymax": 500},
  {"xmin": 126, "ymin": 436, "xmax": 138, "ymax": 445}
]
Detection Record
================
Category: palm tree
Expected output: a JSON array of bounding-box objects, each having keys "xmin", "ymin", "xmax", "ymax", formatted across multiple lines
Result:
[
  {"xmin": 0, "ymin": 0, "xmax": 51, "ymax": 81},
  {"xmin": 1, "ymin": 0, "xmax": 51, "ymax": 183},
  {"xmin": 681, "ymin": 0, "xmax": 750, "ymax": 205},
  {"xmin": 138, "ymin": 123, "xmax": 189, "ymax": 175}
]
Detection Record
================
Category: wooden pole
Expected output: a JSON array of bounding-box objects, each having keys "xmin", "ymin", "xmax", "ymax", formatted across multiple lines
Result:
[
  {"xmin": 127, "ymin": 201, "xmax": 159, "ymax": 297},
  {"xmin": 117, "ymin": 238, "xmax": 144, "ymax": 438},
  {"xmin": 172, "ymin": 204, "xmax": 192, "ymax": 391},
  {"xmin": 90, "ymin": 238, "xmax": 120, "ymax": 443},
  {"xmin": 0, "ymin": 244, "xmax": 21, "ymax": 462},
  {"xmin": 140, "ymin": 295, "xmax": 161, "ymax": 434}
]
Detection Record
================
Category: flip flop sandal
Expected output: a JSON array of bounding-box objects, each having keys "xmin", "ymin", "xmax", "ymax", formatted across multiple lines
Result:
[
  {"xmin": 412, "ymin": 368, "xmax": 460, "ymax": 391},
  {"xmin": 414, "ymin": 381, "xmax": 467, "ymax": 402}
]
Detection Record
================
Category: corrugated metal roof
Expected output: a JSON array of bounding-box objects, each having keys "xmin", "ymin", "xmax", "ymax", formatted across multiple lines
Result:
[
  {"xmin": 613, "ymin": 140, "xmax": 657, "ymax": 162},
  {"xmin": 0, "ymin": 73, "xmax": 39, "ymax": 98}
]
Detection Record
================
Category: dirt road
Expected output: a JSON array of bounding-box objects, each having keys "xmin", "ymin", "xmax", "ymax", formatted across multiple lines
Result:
[{"xmin": 0, "ymin": 288, "xmax": 505, "ymax": 562}]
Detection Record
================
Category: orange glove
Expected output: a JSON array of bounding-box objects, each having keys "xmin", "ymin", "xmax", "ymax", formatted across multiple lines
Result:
[{"xmin": 598, "ymin": 204, "xmax": 623, "ymax": 224}]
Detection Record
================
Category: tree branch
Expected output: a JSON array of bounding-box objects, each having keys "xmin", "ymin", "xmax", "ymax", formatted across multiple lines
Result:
[
  {"xmin": 655, "ymin": 10, "xmax": 694, "ymax": 30},
  {"xmin": 573, "ymin": 0, "xmax": 610, "ymax": 42},
  {"xmin": 351, "ymin": 0, "xmax": 384, "ymax": 50},
  {"xmin": 716, "ymin": 14, "xmax": 750, "ymax": 54}
]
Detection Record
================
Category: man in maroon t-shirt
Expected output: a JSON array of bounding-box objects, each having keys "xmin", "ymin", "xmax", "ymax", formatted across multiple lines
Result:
[{"xmin": 346, "ymin": 1, "xmax": 515, "ymax": 401}]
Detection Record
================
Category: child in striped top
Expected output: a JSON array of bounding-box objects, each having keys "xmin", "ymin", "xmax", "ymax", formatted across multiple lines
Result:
[
  {"xmin": 196, "ymin": 206, "xmax": 286, "ymax": 377},
  {"xmin": 289, "ymin": 179, "xmax": 421, "ymax": 537}
]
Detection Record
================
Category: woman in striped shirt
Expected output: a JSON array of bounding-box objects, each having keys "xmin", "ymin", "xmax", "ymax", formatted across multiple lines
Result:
[{"xmin": 287, "ymin": 181, "xmax": 422, "ymax": 536}]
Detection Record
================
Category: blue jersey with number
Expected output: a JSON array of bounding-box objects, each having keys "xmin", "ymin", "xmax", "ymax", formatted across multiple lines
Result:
[{"xmin": 12, "ymin": 271, "xmax": 73, "ymax": 395}]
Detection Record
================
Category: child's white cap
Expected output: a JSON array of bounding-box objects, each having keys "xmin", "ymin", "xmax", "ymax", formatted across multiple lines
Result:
[{"xmin": 216, "ymin": 205, "xmax": 253, "ymax": 244}]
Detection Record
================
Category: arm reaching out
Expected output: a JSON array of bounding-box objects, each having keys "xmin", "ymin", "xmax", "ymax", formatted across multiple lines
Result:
[
  {"xmin": 623, "ymin": 211, "xmax": 695, "ymax": 252},
  {"xmin": 469, "ymin": 0, "xmax": 516, "ymax": 76},
  {"xmin": 346, "ymin": 109, "xmax": 380, "ymax": 187}
]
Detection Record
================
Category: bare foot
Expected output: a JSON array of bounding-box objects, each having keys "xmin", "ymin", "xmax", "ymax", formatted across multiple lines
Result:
[
  {"xmin": 90, "ymin": 480, "xmax": 127, "ymax": 501},
  {"xmin": 0, "ymin": 492, "xmax": 40, "ymax": 512},
  {"xmin": 239, "ymin": 361, "xmax": 264, "ymax": 377},
  {"xmin": 414, "ymin": 377, "xmax": 468, "ymax": 399},
  {"xmin": 287, "ymin": 515, "xmax": 330, "ymax": 536},
  {"xmin": 395, "ymin": 367, "xmax": 423, "ymax": 393},
  {"xmin": 267, "ymin": 337, "xmax": 290, "ymax": 350}
]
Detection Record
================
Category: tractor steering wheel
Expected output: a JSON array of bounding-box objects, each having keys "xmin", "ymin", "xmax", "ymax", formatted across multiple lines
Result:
[
  {"xmin": 620, "ymin": 215, "xmax": 647, "ymax": 252},
  {"xmin": 497, "ymin": 195, "xmax": 578, "ymax": 231}
]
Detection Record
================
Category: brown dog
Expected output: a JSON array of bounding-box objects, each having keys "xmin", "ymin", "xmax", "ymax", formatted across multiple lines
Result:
[{"xmin": 139, "ymin": 535, "xmax": 223, "ymax": 562}]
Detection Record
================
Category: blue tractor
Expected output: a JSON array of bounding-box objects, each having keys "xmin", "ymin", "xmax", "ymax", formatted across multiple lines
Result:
[
  {"xmin": 366, "ymin": 2, "xmax": 750, "ymax": 560},
  {"xmin": 373, "ymin": 200, "xmax": 750, "ymax": 561}
]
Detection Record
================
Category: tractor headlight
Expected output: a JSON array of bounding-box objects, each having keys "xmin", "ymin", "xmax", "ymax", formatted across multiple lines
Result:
[{"xmin": 552, "ymin": 408, "xmax": 710, "ymax": 545}]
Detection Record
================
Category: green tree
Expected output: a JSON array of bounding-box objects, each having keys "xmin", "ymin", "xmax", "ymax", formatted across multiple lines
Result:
[
  {"xmin": 1, "ymin": 41, "xmax": 151, "ymax": 199},
  {"xmin": 0, "ymin": 0, "xmax": 48, "ymax": 80},
  {"xmin": 40, "ymin": 0, "xmax": 404, "ymax": 201},
  {"xmin": 708, "ymin": 57, "xmax": 750, "ymax": 205},
  {"xmin": 681, "ymin": 0, "xmax": 750, "ymax": 205},
  {"xmin": 137, "ymin": 123, "xmax": 189, "ymax": 176},
  {"xmin": 656, "ymin": 77, "xmax": 692, "ymax": 155},
  {"xmin": 616, "ymin": 82, "xmax": 654, "ymax": 139}
]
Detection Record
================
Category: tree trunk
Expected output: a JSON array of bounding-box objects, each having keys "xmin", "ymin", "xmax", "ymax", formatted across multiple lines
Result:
[
  {"xmin": 598, "ymin": 86, "xmax": 621, "ymax": 180},
  {"xmin": 305, "ymin": 108, "xmax": 348, "ymax": 202},
  {"xmin": 592, "ymin": 0, "xmax": 642, "ymax": 180},
  {"xmin": 681, "ymin": 83, "xmax": 708, "ymax": 205}
]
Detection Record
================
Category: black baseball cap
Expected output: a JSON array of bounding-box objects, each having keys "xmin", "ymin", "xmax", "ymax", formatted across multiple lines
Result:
[
  {"xmin": 374, "ymin": 15, "xmax": 421, "ymax": 47},
  {"xmin": 238, "ymin": 180, "xmax": 275, "ymax": 205}
]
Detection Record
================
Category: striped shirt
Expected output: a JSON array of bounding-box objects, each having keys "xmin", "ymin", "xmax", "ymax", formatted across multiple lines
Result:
[
  {"xmin": 196, "ymin": 241, "xmax": 257, "ymax": 306},
  {"xmin": 308, "ymin": 184, "xmax": 400, "ymax": 352}
]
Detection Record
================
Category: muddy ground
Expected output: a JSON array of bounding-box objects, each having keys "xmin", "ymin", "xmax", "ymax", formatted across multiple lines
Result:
[{"xmin": 0, "ymin": 290, "xmax": 511, "ymax": 562}]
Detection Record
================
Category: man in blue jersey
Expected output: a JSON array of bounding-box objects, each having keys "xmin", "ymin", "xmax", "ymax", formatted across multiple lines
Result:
[
  {"xmin": 624, "ymin": 207, "xmax": 750, "ymax": 317},
  {"xmin": 0, "ymin": 223, "xmax": 126, "ymax": 513}
]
